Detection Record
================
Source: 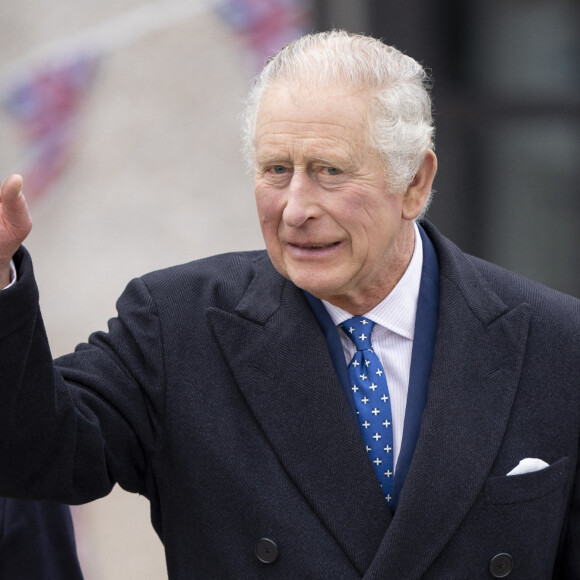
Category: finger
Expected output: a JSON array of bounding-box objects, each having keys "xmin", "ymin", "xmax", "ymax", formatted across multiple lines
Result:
[
  {"xmin": 0, "ymin": 174, "xmax": 24, "ymax": 205},
  {"xmin": 1, "ymin": 174, "xmax": 31, "ymax": 228}
]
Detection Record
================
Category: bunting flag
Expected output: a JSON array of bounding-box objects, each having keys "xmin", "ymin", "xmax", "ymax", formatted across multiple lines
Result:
[
  {"xmin": 3, "ymin": 54, "xmax": 100, "ymax": 202},
  {"xmin": 219, "ymin": 0, "xmax": 310, "ymax": 71},
  {"xmin": 1, "ymin": 0, "xmax": 310, "ymax": 202}
]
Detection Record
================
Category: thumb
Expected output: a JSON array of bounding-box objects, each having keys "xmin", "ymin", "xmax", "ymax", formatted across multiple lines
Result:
[
  {"xmin": 1, "ymin": 174, "xmax": 25, "ymax": 213},
  {"xmin": 0, "ymin": 174, "xmax": 33, "ymax": 253}
]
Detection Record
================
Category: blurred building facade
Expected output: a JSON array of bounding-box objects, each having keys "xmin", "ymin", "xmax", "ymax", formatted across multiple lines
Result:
[{"xmin": 316, "ymin": 0, "xmax": 580, "ymax": 296}]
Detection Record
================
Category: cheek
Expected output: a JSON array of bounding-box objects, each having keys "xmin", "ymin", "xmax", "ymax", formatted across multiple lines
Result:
[
  {"xmin": 361, "ymin": 192, "xmax": 402, "ymax": 230},
  {"xmin": 341, "ymin": 193, "xmax": 399, "ymax": 254},
  {"xmin": 255, "ymin": 188, "xmax": 283, "ymax": 243},
  {"xmin": 332, "ymin": 195, "xmax": 371, "ymax": 243},
  {"xmin": 255, "ymin": 187, "xmax": 278, "ymax": 222}
]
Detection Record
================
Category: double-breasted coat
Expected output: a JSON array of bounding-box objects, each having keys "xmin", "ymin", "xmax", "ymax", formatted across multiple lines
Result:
[{"xmin": 0, "ymin": 221, "xmax": 578, "ymax": 578}]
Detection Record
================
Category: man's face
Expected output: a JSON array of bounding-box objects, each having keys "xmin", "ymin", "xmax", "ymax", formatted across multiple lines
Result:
[{"xmin": 254, "ymin": 84, "xmax": 416, "ymax": 313}]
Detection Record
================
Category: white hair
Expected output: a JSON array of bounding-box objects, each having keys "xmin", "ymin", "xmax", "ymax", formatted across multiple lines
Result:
[{"xmin": 241, "ymin": 30, "xmax": 435, "ymax": 201}]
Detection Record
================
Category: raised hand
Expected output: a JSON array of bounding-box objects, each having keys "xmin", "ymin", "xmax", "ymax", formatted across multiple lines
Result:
[{"xmin": 0, "ymin": 175, "xmax": 33, "ymax": 287}]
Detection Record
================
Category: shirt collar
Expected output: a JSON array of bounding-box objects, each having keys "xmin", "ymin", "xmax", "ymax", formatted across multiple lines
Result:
[{"xmin": 322, "ymin": 222, "xmax": 423, "ymax": 341}]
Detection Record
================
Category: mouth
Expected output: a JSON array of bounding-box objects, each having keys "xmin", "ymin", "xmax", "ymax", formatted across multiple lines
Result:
[
  {"xmin": 284, "ymin": 241, "xmax": 343, "ymax": 259},
  {"xmin": 289, "ymin": 242, "xmax": 340, "ymax": 249}
]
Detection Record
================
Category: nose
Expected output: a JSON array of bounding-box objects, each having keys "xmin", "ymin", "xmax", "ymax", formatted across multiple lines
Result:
[{"xmin": 282, "ymin": 171, "xmax": 320, "ymax": 228}]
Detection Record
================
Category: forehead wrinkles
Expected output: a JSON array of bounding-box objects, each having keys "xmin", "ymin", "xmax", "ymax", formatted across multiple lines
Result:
[{"xmin": 255, "ymin": 119, "xmax": 367, "ymax": 167}]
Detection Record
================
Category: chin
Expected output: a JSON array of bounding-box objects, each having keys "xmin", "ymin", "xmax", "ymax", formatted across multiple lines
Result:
[
  {"xmin": 290, "ymin": 279, "xmax": 342, "ymax": 302},
  {"xmin": 283, "ymin": 262, "xmax": 349, "ymax": 296}
]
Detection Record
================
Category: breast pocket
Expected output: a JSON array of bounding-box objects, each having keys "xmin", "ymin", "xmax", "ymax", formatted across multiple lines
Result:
[{"xmin": 484, "ymin": 455, "xmax": 569, "ymax": 505}]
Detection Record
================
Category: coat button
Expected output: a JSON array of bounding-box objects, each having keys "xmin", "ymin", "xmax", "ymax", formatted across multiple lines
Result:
[
  {"xmin": 255, "ymin": 538, "xmax": 278, "ymax": 564},
  {"xmin": 489, "ymin": 553, "xmax": 513, "ymax": 578}
]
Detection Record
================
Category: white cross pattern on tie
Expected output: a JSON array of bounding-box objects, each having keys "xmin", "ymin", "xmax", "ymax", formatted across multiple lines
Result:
[{"xmin": 340, "ymin": 316, "xmax": 394, "ymax": 505}]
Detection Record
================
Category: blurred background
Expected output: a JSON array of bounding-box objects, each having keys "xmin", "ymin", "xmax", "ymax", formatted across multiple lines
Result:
[{"xmin": 0, "ymin": 0, "xmax": 579, "ymax": 578}]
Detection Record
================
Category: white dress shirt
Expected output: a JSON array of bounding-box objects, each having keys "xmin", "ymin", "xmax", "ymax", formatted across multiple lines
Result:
[
  {"xmin": 321, "ymin": 223, "xmax": 423, "ymax": 473},
  {"xmin": 3, "ymin": 260, "xmax": 17, "ymax": 289}
]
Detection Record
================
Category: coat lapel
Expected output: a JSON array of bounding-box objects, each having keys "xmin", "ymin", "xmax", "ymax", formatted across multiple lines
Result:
[
  {"xmin": 206, "ymin": 253, "xmax": 391, "ymax": 574},
  {"xmin": 364, "ymin": 224, "xmax": 532, "ymax": 579}
]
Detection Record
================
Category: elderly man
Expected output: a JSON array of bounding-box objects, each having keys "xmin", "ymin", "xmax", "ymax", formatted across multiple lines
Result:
[{"xmin": 0, "ymin": 31, "xmax": 579, "ymax": 579}]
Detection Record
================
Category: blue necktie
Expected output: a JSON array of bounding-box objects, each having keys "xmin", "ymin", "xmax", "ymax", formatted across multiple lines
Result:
[{"xmin": 341, "ymin": 316, "xmax": 394, "ymax": 504}]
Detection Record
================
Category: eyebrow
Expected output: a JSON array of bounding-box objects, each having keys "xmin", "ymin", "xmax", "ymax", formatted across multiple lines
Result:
[
  {"xmin": 309, "ymin": 155, "xmax": 359, "ymax": 173},
  {"xmin": 254, "ymin": 153, "xmax": 291, "ymax": 167},
  {"xmin": 310, "ymin": 155, "xmax": 346, "ymax": 167}
]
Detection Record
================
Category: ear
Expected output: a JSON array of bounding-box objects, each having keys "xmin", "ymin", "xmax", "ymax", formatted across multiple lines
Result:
[{"xmin": 402, "ymin": 150, "xmax": 437, "ymax": 220}]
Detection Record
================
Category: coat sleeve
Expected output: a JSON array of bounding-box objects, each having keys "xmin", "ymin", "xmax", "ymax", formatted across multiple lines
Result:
[
  {"xmin": 0, "ymin": 246, "xmax": 166, "ymax": 504},
  {"xmin": 0, "ymin": 498, "xmax": 84, "ymax": 579}
]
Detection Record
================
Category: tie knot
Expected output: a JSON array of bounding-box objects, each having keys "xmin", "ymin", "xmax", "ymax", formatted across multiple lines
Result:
[{"xmin": 340, "ymin": 317, "xmax": 376, "ymax": 350}]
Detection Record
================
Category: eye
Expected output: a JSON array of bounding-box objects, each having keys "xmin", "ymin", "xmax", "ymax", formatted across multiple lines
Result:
[
  {"xmin": 271, "ymin": 165, "xmax": 287, "ymax": 174},
  {"xmin": 323, "ymin": 167, "xmax": 343, "ymax": 176}
]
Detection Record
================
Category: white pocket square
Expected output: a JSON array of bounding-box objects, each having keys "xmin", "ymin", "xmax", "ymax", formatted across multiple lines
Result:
[{"xmin": 506, "ymin": 457, "xmax": 549, "ymax": 476}]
